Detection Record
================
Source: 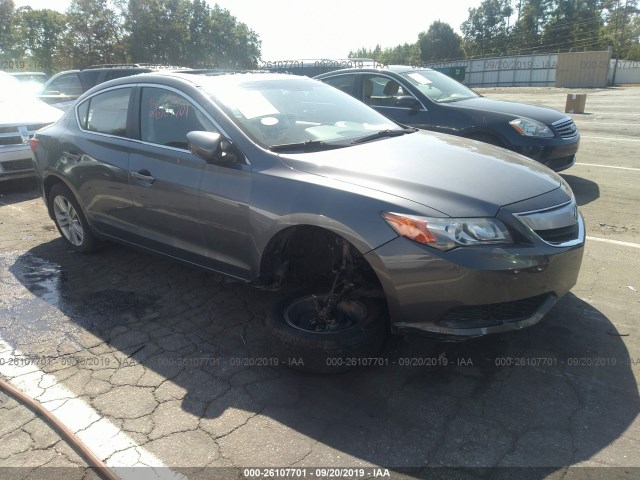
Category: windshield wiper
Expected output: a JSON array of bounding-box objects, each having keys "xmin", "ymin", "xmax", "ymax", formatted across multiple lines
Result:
[
  {"xmin": 350, "ymin": 128, "xmax": 415, "ymax": 145},
  {"xmin": 269, "ymin": 140, "xmax": 345, "ymax": 152}
]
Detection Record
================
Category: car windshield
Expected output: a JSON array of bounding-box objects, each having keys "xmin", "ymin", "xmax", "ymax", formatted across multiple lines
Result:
[
  {"xmin": 201, "ymin": 76, "xmax": 405, "ymax": 150},
  {"xmin": 400, "ymin": 69, "xmax": 478, "ymax": 103}
]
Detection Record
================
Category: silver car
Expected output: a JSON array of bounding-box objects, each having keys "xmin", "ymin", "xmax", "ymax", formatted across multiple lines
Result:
[
  {"xmin": 0, "ymin": 71, "xmax": 62, "ymax": 182},
  {"xmin": 31, "ymin": 73, "xmax": 585, "ymax": 372}
]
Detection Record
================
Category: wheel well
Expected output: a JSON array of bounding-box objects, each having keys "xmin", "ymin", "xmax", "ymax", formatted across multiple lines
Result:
[
  {"xmin": 43, "ymin": 175, "xmax": 66, "ymax": 213},
  {"xmin": 259, "ymin": 225, "xmax": 383, "ymax": 294}
]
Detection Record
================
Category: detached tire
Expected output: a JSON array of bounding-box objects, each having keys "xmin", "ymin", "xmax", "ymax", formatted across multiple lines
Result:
[
  {"xmin": 49, "ymin": 183, "xmax": 98, "ymax": 253},
  {"xmin": 267, "ymin": 294, "xmax": 387, "ymax": 374}
]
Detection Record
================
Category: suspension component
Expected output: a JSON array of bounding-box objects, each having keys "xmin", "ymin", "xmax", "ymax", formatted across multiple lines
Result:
[{"xmin": 314, "ymin": 239, "xmax": 355, "ymax": 329}]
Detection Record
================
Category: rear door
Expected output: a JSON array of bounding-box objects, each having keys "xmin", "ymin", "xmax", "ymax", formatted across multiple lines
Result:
[
  {"xmin": 320, "ymin": 73, "xmax": 358, "ymax": 97},
  {"xmin": 71, "ymin": 86, "xmax": 135, "ymax": 237}
]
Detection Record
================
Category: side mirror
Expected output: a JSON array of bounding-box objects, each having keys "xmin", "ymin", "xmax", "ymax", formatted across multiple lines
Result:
[
  {"xmin": 187, "ymin": 131, "xmax": 220, "ymax": 162},
  {"xmin": 187, "ymin": 131, "xmax": 238, "ymax": 164},
  {"xmin": 395, "ymin": 96, "xmax": 421, "ymax": 109}
]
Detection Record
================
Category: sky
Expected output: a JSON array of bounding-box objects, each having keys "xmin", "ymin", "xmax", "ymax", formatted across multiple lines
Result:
[{"xmin": 13, "ymin": 0, "xmax": 481, "ymax": 60}]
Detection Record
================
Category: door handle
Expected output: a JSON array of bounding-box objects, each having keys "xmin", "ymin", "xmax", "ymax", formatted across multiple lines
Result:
[{"xmin": 130, "ymin": 169, "xmax": 156, "ymax": 183}]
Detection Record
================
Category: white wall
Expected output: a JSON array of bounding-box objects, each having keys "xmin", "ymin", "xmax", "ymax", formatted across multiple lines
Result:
[
  {"xmin": 427, "ymin": 53, "xmax": 558, "ymax": 87},
  {"xmin": 608, "ymin": 59, "xmax": 640, "ymax": 85}
]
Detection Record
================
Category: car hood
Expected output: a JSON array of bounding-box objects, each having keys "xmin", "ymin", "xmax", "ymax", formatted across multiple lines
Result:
[
  {"xmin": 0, "ymin": 97, "xmax": 63, "ymax": 126},
  {"xmin": 279, "ymin": 130, "xmax": 563, "ymax": 217},
  {"xmin": 448, "ymin": 97, "xmax": 567, "ymax": 125}
]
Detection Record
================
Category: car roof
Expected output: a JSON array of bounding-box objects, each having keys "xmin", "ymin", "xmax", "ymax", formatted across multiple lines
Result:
[
  {"xmin": 93, "ymin": 70, "xmax": 306, "ymax": 86},
  {"xmin": 75, "ymin": 71, "xmax": 316, "ymax": 101},
  {"xmin": 316, "ymin": 65, "xmax": 435, "ymax": 77},
  {"xmin": 83, "ymin": 63, "xmax": 187, "ymax": 70},
  {"xmin": 46, "ymin": 70, "xmax": 81, "ymax": 79},
  {"xmin": 10, "ymin": 71, "xmax": 48, "ymax": 76},
  {"xmin": 44, "ymin": 65, "xmax": 186, "ymax": 80}
]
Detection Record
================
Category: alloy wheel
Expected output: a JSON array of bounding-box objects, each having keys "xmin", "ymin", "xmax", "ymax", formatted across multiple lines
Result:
[{"xmin": 53, "ymin": 195, "xmax": 84, "ymax": 246}]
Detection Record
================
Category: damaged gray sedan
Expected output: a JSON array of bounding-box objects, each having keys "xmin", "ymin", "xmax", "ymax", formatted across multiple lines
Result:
[{"xmin": 31, "ymin": 72, "xmax": 584, "ymax": 372}]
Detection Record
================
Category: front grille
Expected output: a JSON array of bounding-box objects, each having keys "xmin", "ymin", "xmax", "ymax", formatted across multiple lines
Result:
[
  {"xmin": 2, "ymin": 159, "xmax": 34, "ymax": 172},
  {"xmin": 534, "ymin": 223, "xmax": 580, "ymax": 244},
  {"xmin": 552, "ymin": 118, "xmax": 578, "ymax": 138},
  {"xmin": 0, "ymin": 135, "xmax": 22, "ymax": 146},
  {"xmin": 0, "ymin": 124, "xmax": 50, "ymax": 146},
  {"xmin": 514, "ymin": 201, "xmax": 581, "ymax": 246},
  {"xmin": 437, "ymin": 294, "xmax": 552, "ymax": 328}
]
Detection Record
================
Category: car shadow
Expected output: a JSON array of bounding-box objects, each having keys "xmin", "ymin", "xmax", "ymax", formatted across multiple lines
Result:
[
  {"xmin": 0, "ymin": 178, "xmax": 39, "ymax": 203},
  {"xmin": 561, "ymin": 174, "xmax": 600, "ymax": 206},
  {"xmin": 6, "ymin": 240, "xmax": 639, "ymax": 476}
]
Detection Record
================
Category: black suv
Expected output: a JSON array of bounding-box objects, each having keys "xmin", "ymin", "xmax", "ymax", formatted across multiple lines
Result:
[{"xmin": 38, "ymin": 64, "xmax": 188, "ymax": 105}]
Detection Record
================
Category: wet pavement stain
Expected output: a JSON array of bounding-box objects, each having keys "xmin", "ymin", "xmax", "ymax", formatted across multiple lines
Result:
[
  {"xmin": 0, "ymin": 252, "xmax": 75, "ymax": 341},
  {"xmin": 19, "ymin": 256, "xmax": 63, "ymax": 306}
]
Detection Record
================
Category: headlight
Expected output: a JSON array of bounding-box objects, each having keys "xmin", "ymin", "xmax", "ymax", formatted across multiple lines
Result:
[
  {"xmin": 509, "ymin": 118, "xmax": 554, "ymax": 138},
  {"xmin": 381, "ymin": 212, "xmax": 513, "ymax": 251},
  {"xmin": 559, "ymin": 176, "xmax": 576, "ymax": 202}
]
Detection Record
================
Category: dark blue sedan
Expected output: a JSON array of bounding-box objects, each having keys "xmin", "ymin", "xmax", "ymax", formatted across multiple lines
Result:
[{"xmin": 316, "ymin": 66, "xmax": 579, "ymax": 171}]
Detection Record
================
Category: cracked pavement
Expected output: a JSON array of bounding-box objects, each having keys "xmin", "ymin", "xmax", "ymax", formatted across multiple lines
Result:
[{"xmin": 0, "ymin": 87, "xmax": 639, "ymax": 480}]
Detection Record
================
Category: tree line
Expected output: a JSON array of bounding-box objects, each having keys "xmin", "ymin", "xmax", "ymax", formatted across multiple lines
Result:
[
  {"xmin": 0, "ymin": 0, "xmax": 261, "ymax": 74},
  {"xmin": 349, "ymin": 0, "xmax": 639, "ymax": 64}
]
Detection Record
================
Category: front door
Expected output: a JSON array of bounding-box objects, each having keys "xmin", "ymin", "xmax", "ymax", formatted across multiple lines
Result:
[
  {"xmin": 360, "ymin": 74, "xmax": 433, "ymax": 129},
  {"xmin": 128, "ymin": 86, "xmax": 252, "ymax": 278}
]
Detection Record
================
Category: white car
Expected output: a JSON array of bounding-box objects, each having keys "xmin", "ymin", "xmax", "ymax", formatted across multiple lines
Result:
[
  {"xmin": 9, "ymin": 71, "xmax": 48, "ymax": 95},
  {"xmin": 0, "ymin": 71, "xmax": 63, "ymax": 182}
]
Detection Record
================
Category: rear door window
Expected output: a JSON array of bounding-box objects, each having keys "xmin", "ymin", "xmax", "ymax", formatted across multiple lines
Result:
[
  {"xmin": 81, "ymin": 87, "xmax": 132, "ymax": 137},
  {"xmin": 78, "ymin": 70, "xmax": 100, "ymax": 90},
  {"xmin": 44, "ymin": 73, "xmax": 83, "ymax": 96},
  {"xmin": 321, "ymin": 74, "xmax": 357, "ymax": 96}
]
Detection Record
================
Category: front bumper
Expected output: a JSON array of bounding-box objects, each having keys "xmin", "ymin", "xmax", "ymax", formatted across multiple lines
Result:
[
  {"xmin": 365, "ymin": 216, "xmax": 584, "ymax": 338},
  {"xmin": 0, "ymin": 145, "xmax": 35, "ymax": 182},
  {"xmin": 511, "ymin": 135, "xmax": 579, "ymax": 172}
]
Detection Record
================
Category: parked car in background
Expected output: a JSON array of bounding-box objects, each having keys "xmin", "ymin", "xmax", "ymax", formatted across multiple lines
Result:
[
  {"xmin": 316, "ymin": 66, "xmax": 580, "ymax": 172},
  {"xmin": 38, "ymin": 64, "xmax": 189, "ymax": 105},
  {"xmin": 9, "ymin": 71, "xmax": 48, "ymax": 95},
  {"xmin": 0, "ymin": 71, "xmax": 62, "ymax": 182},
  {"xmin": 31, "ymin": 72, "xmax": 584, "ymax": 372}
]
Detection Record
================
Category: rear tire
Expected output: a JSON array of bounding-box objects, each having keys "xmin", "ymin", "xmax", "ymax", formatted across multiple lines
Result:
[
  {"xmin": 49, "ymin": 183, "xmax": 98, "ymax": 253},
  {"xmin": 267, "ymin": 293, "xmax": 387, "ymax": 374}
]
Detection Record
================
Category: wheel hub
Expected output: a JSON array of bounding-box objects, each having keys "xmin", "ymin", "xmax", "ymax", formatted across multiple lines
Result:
[
  {"xmin": 53, "ymin": 195, "xmax": 84, "ymax": 246},
  {"xmin": 284, "ymin": 295, "xmax": 367, "ymax": 334}
]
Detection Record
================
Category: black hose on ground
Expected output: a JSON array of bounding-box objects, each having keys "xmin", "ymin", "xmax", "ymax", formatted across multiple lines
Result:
[{"xmin": 0, "ymin": 377, "xmax": 120, "ymax": 480}]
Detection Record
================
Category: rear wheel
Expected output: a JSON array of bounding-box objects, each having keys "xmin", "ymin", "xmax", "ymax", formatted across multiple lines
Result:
[{"xmin": 49, "ymin": 183, "xmax": 98, "ymax": 253}]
